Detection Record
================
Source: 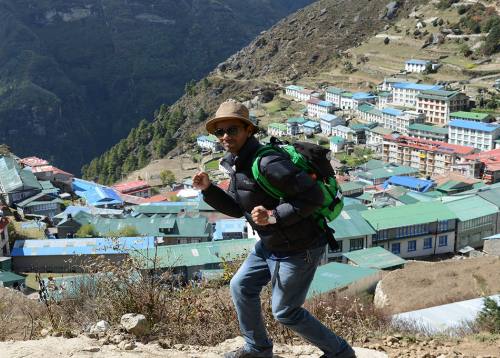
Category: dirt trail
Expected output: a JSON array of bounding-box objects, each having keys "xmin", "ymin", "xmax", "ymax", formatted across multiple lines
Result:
[{"xmin": 0, "ymin": 336, "xmax": 386, "ymax": 358}]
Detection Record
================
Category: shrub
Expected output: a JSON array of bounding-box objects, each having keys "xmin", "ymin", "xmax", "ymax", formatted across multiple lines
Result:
[
  {"xmin": 476, "ymin": 297, "xmax": 500, "ymax": 333},
  {"xmin": 75, "ymin": 224, "xmax": 97, "ymax": 238},
  {"xmin": 483, "ymin": 23, "xmax": 500, "ymax": 55}
]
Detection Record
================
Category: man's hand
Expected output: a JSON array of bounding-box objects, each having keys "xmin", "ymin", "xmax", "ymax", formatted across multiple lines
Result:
[
  {"xmin": 192, "ymin": 172, "xmax": 211, "ymax": 191},
  {"xmin": 251, "ymin": 205, "xmax": 270, "ymax": 226}
]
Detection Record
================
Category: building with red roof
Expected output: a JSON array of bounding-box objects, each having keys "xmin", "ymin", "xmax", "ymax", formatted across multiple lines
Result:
[
  {"xmin": 465, "ymin": 148, "xmax": 500, "ymax": 184},
  {"xmin": 112, "ymin": 180, "xmax": 151, "ymax": 198},
  {"xmin": 30, "ymin": 165, "xmax": 74, "ymax": 192},
  {"xmin": 382, "ymin": 134, "xmax": 477, "ymax": 177},
  {"xmin": 19, "ymin": 156, "xmax": 49, "ymax": 167}
]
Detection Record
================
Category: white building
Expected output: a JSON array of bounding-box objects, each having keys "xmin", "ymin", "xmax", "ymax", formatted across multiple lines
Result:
[
  {"xmin": 307, "ymin": 98, "xmax": 335, "ymax": 118},
  {"xmin": 404, "ymin": 59, "xmax": 431, "ymax": 73},
  {"xmin": 302, "ymin": 121, "xmax": 321, "ymax": 136},
  {"xmin": 352, "ymin": 92, "xmax": 377, "ymax": 110},
  {"xmin": 331, "ymin": 125, "xmax": 357, "ymax": 143},
  {"xmin": 325, "ymin": 87, "xmax": 344, "ymax": 107},
  {"xmin": 366, "ymin": 126, "xmax": 393, "ymax": 153},
  {"xmin": 391, "ymin": 83, "xmax": 443, "ymax": 107},
  {"xmin": 286, "ymin": 117, "xmax": 307, "ymax": 136},
  {"xmin": 416, "ymin": 90, "xmax": 469, "ymax": 125},
  {"xmin": 377, "ymin": 91, "xmax": 392, "ymax": 109},
  {"xmin": 448, "ymin": 120, "xmax": 500, "ymax": 151},
  {"xmin": 197, "ymin": 135, "xmax": 222, "ymax": 152},
  {"xmin": 267, "ymin": 123, "xmax": 287, "ymax": 137},
  {"xmin": 329, "ymin": 136, "xmax": 346, "ymax": 153},
  {"xmin": 285, "ymin": 85, "xmax": 317, "ymax": 101},
  {"xmin": 378, "ymin": 78, "xmax": 418, "ymax": 92},
  {"xmin": 381, "ymin": 108, "xmax": 426, "ymax": 135},
  {"xmin": 319, "ymin": 114, "xmax": 345, "ymax": 136}
]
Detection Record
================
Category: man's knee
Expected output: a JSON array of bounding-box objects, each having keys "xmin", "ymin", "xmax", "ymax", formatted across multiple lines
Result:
[
  {"xmin": 272, "ymin": 306, "xmax": 304, "ymax": 326},
  {"xmin": 229, "ymin": 272, "xmax": 243, "ymax": 296}
]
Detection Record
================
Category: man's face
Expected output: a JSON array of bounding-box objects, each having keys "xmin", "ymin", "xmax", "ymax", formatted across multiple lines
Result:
[{"xmin": 213, "ymin": 118, "xmax": 253, "ymax": 154}]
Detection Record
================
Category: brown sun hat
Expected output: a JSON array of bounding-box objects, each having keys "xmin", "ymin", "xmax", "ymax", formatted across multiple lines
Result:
[{"xmin": 206, "ymin": 99, "xmax": 257, "ymax": 134}]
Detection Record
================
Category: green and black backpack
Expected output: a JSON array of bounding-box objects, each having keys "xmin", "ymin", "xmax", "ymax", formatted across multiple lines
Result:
[{"xmin": 252, "ymin": 137, "xmax": 344, "ymax": 232}]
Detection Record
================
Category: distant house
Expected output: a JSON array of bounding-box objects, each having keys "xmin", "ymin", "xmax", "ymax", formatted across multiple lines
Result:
[
  {"xmin": 15, "ymin": 181, "xmax": 63, "ymax": 218},
  {"xmin": 356, "ymin": 103, "xmax": 383, "ymax": 124},
  {"xmin": 416, "ymin": 90, "xmax": 469, "ymax": 125},
  {"xmin": 383, "ymin": 176, "xmax": 434, "ymax": 193},
  {"xmin": 0, "ymin": 156, "xmax": 42, "ymax": 205},
  {"xmin": 329, "ymin": 136, "xmax": 346, "ymax": 153},
  {"xmin": 285, "ymin": 85, "xmax": 304, "ymax": 99},
  {"xmin": 449, "ymin": 111, "xmax": 494, "ymax": 123},
  {"xmin": 72, "ymin": 178, "xmax": 123, "ymax": 208},
  {"xmin": 112, "ymin": 180, "xmax": 151, "ymax": 198},
  {"xmin": 448, "ymin": 120, "xmax": 500, "ymax": 151},
  {"xmin": 378, "ymin": 77, "xmax": 418, "ymax": 92},
  {"xmin": 286, "ymin": 117, "xmax": 307, "ymax": 135},
  {"xmin": 408, "ymin": 123, "xmax": 448, "ymax": 142},
  {"xmin": 267, "ymin": 123, "xmax": 287, "ymax": 137},
  {"xmin": 352, "ymin": 164, "xmax": 419, "ymax": 185},
  {"xmin": 377, "ymin": 91, "xmax": 392, "ymax": 109},
  {"xmin": 331, "ymin": 125, "xmax": 356, "ymax": 143},
  {"xmin": 404, "ymin": 59, "xmax": 430, "ymax": 73},
  {"xmin": 19, "ymin": 157, "xmax": 49, "ymax": 168},
  {"xmin": 319, "ymin": 114, "xmax": 345, "ymax": 136},
  {"xmin": 325, "ymin": 87, "xmax": 344, "ymax": 107},
  {"xmin": 362, "ymin": 202, "xmax": 457, "ymax": 258},
  {"xmin": 325, "ymin": 210, "xmax": 375, "ymax": 263},
  {"xmin": 197, "ymin": 135, "xmax": 222, "ymax": 152},
  {"xmin": 307, "ymin": 98, "xmax": 335, "ymax": 118},
  {"xmin": 29, "ymin": 165, "xmax": 74, "ymax": 193},
  {"xmin": 366, "ymin": 126, "xmax": 394, "ymax": 153},
  {"xmin": 302, "ymin": 121, "xmax": 321, "ymax": 136},
  {"xmin": 392, "ymin": 82, "xmax": 443, "ymax": 107},
  {"xmin": 352, "ymin": 92, "xmax": 377, "ymax": 110}
]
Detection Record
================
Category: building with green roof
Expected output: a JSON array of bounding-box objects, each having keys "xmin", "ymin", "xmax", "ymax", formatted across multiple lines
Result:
[
  {"xmin": 339, "ymin": 181, "xmax": 367, "ymax": 197},
  {"xmin": 436, "ymin": 180, "xmax": 473, "ymax": 195},
  {"xmin": 416, "ymin": 90, "xmax": 469, "ymax": 125},
  {"xmin": 0, "ymin": 270, "xmax": 25, "ymax": 288},
  {"xmin": 443, "ymin": 196, "xmax": 498, "ymax": 250},
  {"xmin": 450, "ymin": 111, "xmax": 493, "ymax": 123},
  {"xmin": 361, "ymin": 202, "xmax": 457, "ymax": 258},
  {"xmin": 267, "ymin": 123, "xmax": 287, "ymax": 137},
  {"xmin": 325, "ymin": 210, "xmax": 375, "ymax": 263},
  {"xmin": 408, "ymin": 123, "xmax": 448, "ymax": 142},
  {"xmin": 343, "ymin": 247, "xmax": 406, "ymax": 270},
  {"xmin": 0, "ymin": 156, "xmax": 42, "ymax": 205},
  {"xmin": 306, "ymin": 262, "xmax": 380, "ymax": 299},
  {"xmin": 133, "ymin": 238, "xmax": 256, "ymax": 279}
]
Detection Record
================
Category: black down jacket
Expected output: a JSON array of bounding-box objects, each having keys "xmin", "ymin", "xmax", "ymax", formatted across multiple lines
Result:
[{"xmin": 202, "ymin": 136, "xmax": 327, "ymax": 253}]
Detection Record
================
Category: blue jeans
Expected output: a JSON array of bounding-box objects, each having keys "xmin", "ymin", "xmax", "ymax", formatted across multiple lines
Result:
[{"xmin": 229, "ymin": 240, "xmax": 351, "ymax": 357}]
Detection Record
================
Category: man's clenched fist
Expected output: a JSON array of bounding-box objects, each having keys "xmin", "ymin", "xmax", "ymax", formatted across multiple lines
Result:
[{"xmin": 192, "ymin": 172, "xmax": 211, "ymax": 191}]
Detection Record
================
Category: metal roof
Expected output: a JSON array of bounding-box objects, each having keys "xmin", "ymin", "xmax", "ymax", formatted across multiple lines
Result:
[
  {"xmin": 450, "ymin": 111, "xmax": 491, "ymax": 121},
  {"xmin": 449, "ymin": 119, "xmax": 500, "ymax": 133},
  {"xmin": 352, "ymin": 92, "xmax": 376, "ymax": 100},
  {"xmin": 328, "ymin": 210, "xmax": 375, "ymax": 239},
  {"xmin": 303, "ymin": 120, "xmax": 320, "ymax": 128},
  {"xmin": 268, "ymin": 123, "xmax": 287, "ymax": 131},
  {"xmin": 325, "ymin": 86, "xmax": 344, "ymax": 95},
  {"xmin": 11, "ymin": 236, "xmax": 156, "ymax": 257},
  {"xmin": 418, "ymin": 89, "xmax": 461, "ymax": 99},
  {"xmin": 329, "ymin": 136, "xmax": 345, "ymax": 144},
  {"xmin": 382, "ymin": 107, "xmax": 403, "ymax": 117},
  {"xmin": 383, "ymin": 176, "xmax": 434, "ymax": 192},
  {"xmin": 73, "ymin": 178, "xmax": 123, "ymax": 206},
  {"xmin": 443, "ymin": 196, "xmax": 498, "ymax": 221},
  {"xmin": 0, "ymin": 156, "xmax": 41, "ymax": 193},
  {"xmin": 362, "ymin": 202, "xmax": 457, "ymax": 230},
  {"xmin": 286, "ymin": 85, "xmax": 304, "ymax": 91},
  {"xmin": 320, "ymin": 114, "xmax": 340, "ymax": 122},
  {"xmin": 307, "ymin": 262, "xmax": 379, "ymax": 299},
  {"xmin": 405, "ymin": 59, "xmax": 430, "ymax": 65},
  {"xmin": 357, "ymin": 165, "xmax": 419, "ymax": 181},
  {"xmin": 343, "ymin": 247, "xmax": 406, "ymax": 269},
  {"xmin": 408, "ymin": 123, "xmax": 448, "ymax": 134},
  {"xmin": 339, "ymin": 181, "xmax": 367, "ymax": 192},
  {"xmin": 392, "ymin": 83, "xmax": 442, "ymax": 91},
  {"xmin": 393, "ymin": 294, "xmax": 500, "ymax": 334},
  {"xmin": 213, "ymin": 219, "xmax": 247, "ymax": 241},
  {"xmin": 0, "ymin": 271, "xmax": 25, "ymax": 285},
  {"xmin": 134, "ymin": 238, "xmax": 257, "ymax": 269}
]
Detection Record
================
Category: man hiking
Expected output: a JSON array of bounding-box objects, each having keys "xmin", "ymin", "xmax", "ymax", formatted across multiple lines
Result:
[{"xmin": 192, "ymin": 99, "xmax": 355, "ymax": 358}]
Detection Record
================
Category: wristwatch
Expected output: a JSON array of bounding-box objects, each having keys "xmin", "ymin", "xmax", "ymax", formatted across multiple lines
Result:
[{"xmin": 267, "ymin": 210, "xmax": 277, "ymax": 224}]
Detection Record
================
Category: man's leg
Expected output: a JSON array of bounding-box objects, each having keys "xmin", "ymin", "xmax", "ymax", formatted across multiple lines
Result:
[
  {"xmin": 229, "ymin": 242, "xmax": 273, "ymax": 354},
  {"xmin": 269, "ymin": 246, "xmax": 354, "ymax": 358}
]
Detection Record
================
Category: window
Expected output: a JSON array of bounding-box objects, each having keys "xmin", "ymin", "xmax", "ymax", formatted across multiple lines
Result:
[
  {"xmin": 423, "ymin": 237, "xmax": 433, "ymax": 249},
  {"xmin": 328, "ymin": 240, "xmax": 343, "ymax": 253},
  {"xmin": 438, "ymin": 220, "xmax": 449, "ymax": 232},
  {"xmin": 407, "ymin": 240, "xmax": 416, "ymax": 252},
  {"xmin": 438, "ymin": 235, "xmax": 448, "ymax": 247},
  {"xmin": 349, "ymin": 238, "xmax": 363, "ymax": 251},
  {"xmin": 391, "ymin": 243, "xmax": 401, "ymax": 255}
]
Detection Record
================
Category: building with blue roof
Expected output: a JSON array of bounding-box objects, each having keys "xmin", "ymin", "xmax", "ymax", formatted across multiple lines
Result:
[
  {"xmin": 73, "ymin": 178, "xmax": 123, "ymax": 208},
  {"xmin": 448, "ymin": 120, "xmax": 500, "ymax": 151},
  {"xmin": 383, "ymin": 176, "xmax": 434, "ymax": 193},
  {"xmin": 405, "ymin": 59, "xmax": 431, "ymax": 73},
  {"xmin": 307, "ymin": 98, "xmax": 335, "ymax": 118},
  {"xmin": 392, "ymin": 82, "xmax": 443, "ymax": 107},
  {"xmin": 320, "ymin": 113, "xmax": 345, "ymax": 135},
  {"xmin": 302, "ymin": 120, "xmax": 321, "ymax": 135},
  {"xmin": 11, "ymin": 236, "xmax": 156, "ymax": 272},
  {"xmin": 197, "ymin": 135, "xmax": 222, "ymax": 152},
  {"xmin": 382, "ymin": 107, "xmax": 403, "ymax": 117}
]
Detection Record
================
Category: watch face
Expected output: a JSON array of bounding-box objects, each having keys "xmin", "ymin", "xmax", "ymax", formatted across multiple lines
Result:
[{"xmin": 268, "ymin": 216, "xmax": 277, "ymax": 224}]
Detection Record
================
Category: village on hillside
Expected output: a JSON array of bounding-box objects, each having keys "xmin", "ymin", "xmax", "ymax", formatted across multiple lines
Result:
[{"xmin": 1, "ymin": 55, "xmax": 499, "ymax": 310}]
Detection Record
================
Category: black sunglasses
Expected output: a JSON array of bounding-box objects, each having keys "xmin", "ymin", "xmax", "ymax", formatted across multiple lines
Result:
[{"xmin": 214, "ymin": 125, "xmax": 244, "ymax": 138}]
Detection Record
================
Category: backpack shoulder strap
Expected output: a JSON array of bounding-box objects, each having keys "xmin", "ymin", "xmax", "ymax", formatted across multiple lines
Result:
[{"xmin": 251, "ymin": 145, "xmax": 286, "ymax": 200}]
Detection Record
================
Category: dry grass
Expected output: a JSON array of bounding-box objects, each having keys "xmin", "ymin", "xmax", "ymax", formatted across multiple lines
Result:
[{"xmin": 379, "ymin": 256, "xmax": 500, "ymax": 314}]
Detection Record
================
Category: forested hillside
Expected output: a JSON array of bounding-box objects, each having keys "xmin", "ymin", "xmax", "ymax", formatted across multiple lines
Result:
[{"xmin": 0, "ymin": 0, "xmax": 313, "ymax": 173}]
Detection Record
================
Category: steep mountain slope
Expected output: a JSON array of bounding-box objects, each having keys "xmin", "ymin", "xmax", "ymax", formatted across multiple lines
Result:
[
  {"xmin": 0, "ymin": 0, "xmax": 313, "ymax": 172},
  {"xmin": 83, "ymin": 0, "xmax": 423, "ymax": 184}
]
